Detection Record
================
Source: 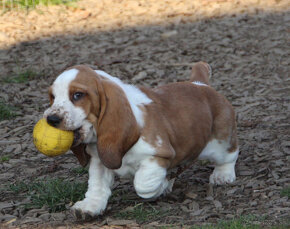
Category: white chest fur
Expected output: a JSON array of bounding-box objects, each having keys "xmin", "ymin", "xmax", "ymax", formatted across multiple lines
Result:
[{"xmin": 114, "ymin": 137, "xmax": 157, "ymax": 178}]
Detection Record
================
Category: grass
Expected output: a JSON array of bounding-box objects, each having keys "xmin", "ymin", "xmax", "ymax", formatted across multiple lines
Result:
[
  {"xmin": 3, "ymin": 69, "xmax": 38, "ymax": 83},
  {"xmin": 110, "ymin": 189, "xmax": 140, "ymax": 204},
  {"xmin": 207, "ymin": 215, "xmax": 262, "ymax": 229},
  {"xmin": 114, "ymin": 202, "xmax": 167, "ymax": 224},
  {"xmin": 1, "ymin": 0, "xmax": 78, "ymax": 11},
  {"xmin": 6, "ymin": 178, "xmax": 290, "ymax": 226},
  {"xmin": 0, "ymin": 100, "xmax": 16, "ymax": 121},
  {"xmin": 280, "ymin": 186, "xmax": 290, "ymax": 198},
  {"xmin": 188, "ymin": 215, "xmax": 289, "ymax": 229},
  {"xmin": 9, "ymin": 179, "xmax": 87, "ymax": 212},
  {"xmin": 71, "ymin": 167, "xmax": 88, "ymax": 175},
  {"xmin": 0, "ymin": 156, "xmax": 10, "ymax": 162}
]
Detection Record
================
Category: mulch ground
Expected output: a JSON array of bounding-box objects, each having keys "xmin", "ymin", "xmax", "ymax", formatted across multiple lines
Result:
[{"xmin": 0, "ymin": 0, "xmax": 289, "ymax": 228}]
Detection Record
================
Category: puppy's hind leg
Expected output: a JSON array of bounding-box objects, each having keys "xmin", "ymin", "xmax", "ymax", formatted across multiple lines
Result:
[
  {"xmin": 209, "ymin": 147, "xmax": 239, "ymax": 185},
  {"xmin": 198, "ymin": 139, "xmax": 239, "ymax": 185},
  {"xmin": 199, "ymin": 93, "xmax": 239, "ymax": 185}
]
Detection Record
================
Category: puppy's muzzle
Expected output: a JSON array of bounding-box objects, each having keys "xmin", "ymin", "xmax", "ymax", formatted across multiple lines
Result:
[{"xmin": 47, "ymin": 114, "xmax": 63, "ymax": 127}]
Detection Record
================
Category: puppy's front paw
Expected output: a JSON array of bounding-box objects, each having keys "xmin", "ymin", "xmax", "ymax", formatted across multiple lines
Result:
[{"xmin": 71, "ymin": 198, "xmax": 106, "ymax": 220}]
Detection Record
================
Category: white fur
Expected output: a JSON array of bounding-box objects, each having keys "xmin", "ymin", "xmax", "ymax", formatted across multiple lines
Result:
[
  {"xmin": 198, "ymin": 139, "xmax": 239, "ymax": 184},
  {"xmin": 95, "ymin": 70, "xmax": 152, "ymax": 127},
  {"xmin": 81, "ymin": 120, "xmax": 96, "ymax": 144},
  {"xmin": 115, "ymin": 136, "xmax": 157, "ymax": 178},
  {"xmin": 72, "ymin": 136, "xmax": 168, "ymax": 216},
  {"xmin": 43, "ymin": 69, "xmax": 87, "ymax": 130},
  {"xmin": 72, "ymin": 144, "xmax": 114, "ymax": 216},
  {"xmin": 209, "ymin": 159, "xmax": 237, "ymax": 185},
  {"xmin": 134, "ymin": 158, "xmax": 171, "ymax": 199},
  {"xmin": 192, "ymin": 81, "xmax": 208, "ymax": 86},
  {"xmin": 198, "ymin": 139, "xmax": 238, "ymax": 164},
  {"xmin": 116, "ymin": 137, "xmax": 171, "ymax": 199}
]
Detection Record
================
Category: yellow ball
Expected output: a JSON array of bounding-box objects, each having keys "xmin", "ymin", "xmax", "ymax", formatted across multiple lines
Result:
[{"xmin": 33, "ymin": 119, "xmax": 74, "ymax": 157}]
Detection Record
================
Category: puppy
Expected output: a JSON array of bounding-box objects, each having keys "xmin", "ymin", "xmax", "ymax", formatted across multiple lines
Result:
[{"xmin": 43, "ymin": 62, "xmax": 238, "ymax": 217}]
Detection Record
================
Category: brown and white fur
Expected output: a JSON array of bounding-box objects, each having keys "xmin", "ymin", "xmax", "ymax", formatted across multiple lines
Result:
[{"xmin": 43, "ymin": 62, "xmax": 238, "ymax": 218}]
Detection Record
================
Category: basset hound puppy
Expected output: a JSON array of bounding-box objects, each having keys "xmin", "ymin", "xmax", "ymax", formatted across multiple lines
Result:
[{"xmin": 43, "ymin": 62, "xmax": 238, "ymax": 218}]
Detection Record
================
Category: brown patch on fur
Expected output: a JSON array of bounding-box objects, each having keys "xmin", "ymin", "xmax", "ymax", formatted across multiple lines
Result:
[
  {"xmin": 67, "ymin": 65, "xmax": 140, "ymax": 169},
  {"xmin": 94, "ymin": 78, "xmax": 140, "ymax": 169},
  {"xmin": 71, "ymin": 143, "xmax": 91, "ymax": 167},
  {"xmin": 151, "ymin": 156, "xmax": 171, "ymax": 169},
  {"xmin": 48, "ymin": 87, "xmax": 54, "ymax": 105},
  {"xmin": 68, "ymin": 65, "xmax": 102, "ymax": 119},
  {"xmin": 140, "ymin": 77, "xmax": 237, "ymax": 169},
  {"xmin": 140, "ymin": 84, "xmax": 212, "ymax": 168},
  {"xmin": 228, "ymin": 122, "xmax": 238, "ymax": 153}
]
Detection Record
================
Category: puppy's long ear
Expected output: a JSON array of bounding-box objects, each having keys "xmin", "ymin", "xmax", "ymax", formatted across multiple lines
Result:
[
  {"xmin": 94, "ymin": 78, "xmax": 140, "ymax": 169},
  {"xmin": 71, "ymin": 144, "xmax": 90, "ymax": 167}
]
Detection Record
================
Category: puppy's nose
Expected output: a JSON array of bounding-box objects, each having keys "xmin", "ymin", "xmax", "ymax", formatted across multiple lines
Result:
[{"xmin": 47, "ymin": 115, "xmax": 62, "ymax": 127}]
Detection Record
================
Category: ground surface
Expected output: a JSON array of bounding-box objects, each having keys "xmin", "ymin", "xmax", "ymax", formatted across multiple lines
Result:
[{"xmin": 0, "ymin": 0, "xmax": 289, "ymax": 228}]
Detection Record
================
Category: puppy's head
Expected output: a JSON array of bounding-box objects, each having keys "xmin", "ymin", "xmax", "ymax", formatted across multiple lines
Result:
[
  {"xmin": 44, "ymin": 65, "xmax": 139, "ymax": 169},
  {"xmin": 44, "ymin": 66, "xmax": 101, "ymax": 138}
]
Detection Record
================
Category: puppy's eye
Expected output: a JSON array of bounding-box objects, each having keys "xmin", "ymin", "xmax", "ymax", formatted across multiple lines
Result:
[{"xmin": 72, "ymin": 92, "xmax": 84, "ymax": 101}]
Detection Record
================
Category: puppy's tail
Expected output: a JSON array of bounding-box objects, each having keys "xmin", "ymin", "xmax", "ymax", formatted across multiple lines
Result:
[{"xmin": 189, "ymin": 61, "xmax": 212, "ymax": 85}]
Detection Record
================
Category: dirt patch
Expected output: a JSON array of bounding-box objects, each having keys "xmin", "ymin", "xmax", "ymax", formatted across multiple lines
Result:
[
  {"xmin": 0, "ymin": 0, "xmax": 289, "ymax": 49},
  {"xmin": 0, "ymin": 0, "xmax": 289, "ymax": 228}
]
